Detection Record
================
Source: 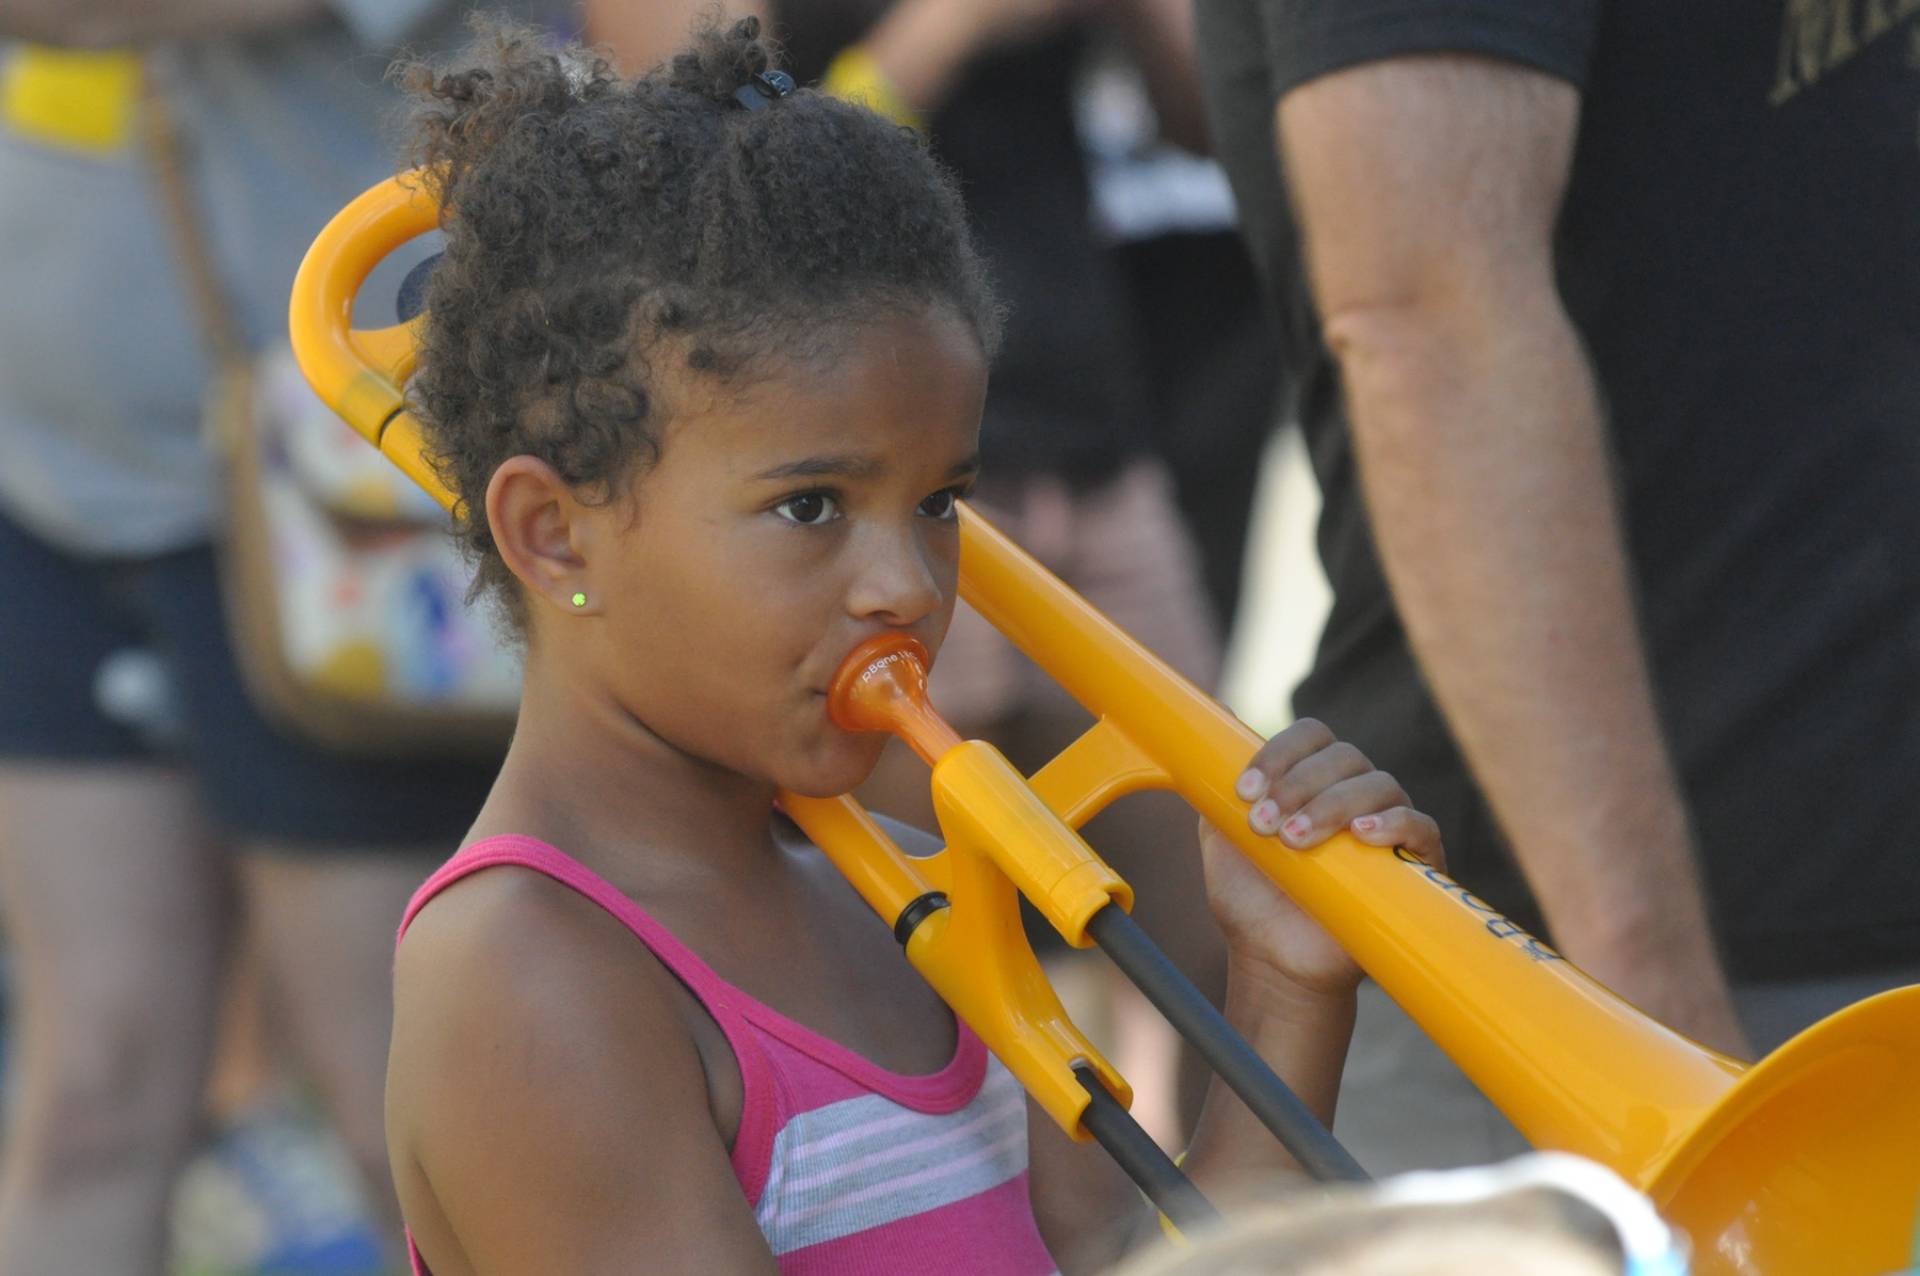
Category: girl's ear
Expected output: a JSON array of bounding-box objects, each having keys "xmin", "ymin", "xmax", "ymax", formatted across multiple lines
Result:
[{"xmin": 486, "ymin": 455, "xmax": 602, "ymax": 616}]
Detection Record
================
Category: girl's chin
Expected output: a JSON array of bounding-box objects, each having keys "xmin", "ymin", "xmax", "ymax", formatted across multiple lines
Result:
[{"xmin": 776, "ymin": 733, "xmax": 891, "ymax": 799}]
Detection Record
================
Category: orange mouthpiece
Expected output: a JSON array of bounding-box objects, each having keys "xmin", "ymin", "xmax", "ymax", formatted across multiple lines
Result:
[{"xmin": 826, "ymin": 633, "xmax": 963, "ymax": 767}]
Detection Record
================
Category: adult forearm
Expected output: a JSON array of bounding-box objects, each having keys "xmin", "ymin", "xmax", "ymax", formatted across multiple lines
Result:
[
  {"xmin": 2, "ymin": 0, "xmax": 326, "ymax": 47},
  {"xmin": 584, "ymin": 0, "xmax": 772, "ymax": 77},
  {"xmin": 1326, "ymin": 293, "xmax": 1744, "ymax": 1048},
  {"xmin": 857, "ymin": 0, "xmax": 990, "ymax": 118},
  {"xmin": 1102, "ymin": 0, "xmax": 1209, "ymax": 153}
]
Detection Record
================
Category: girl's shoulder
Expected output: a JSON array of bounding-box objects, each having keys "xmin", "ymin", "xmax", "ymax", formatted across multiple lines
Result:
[
  {"xmin": 391, "ymin": 848, "xmax": 744, "ymax": 1128},
  {"xmin": 387, "ymin": 863, "xmax": 779, "ymax": 1271},
  {"xmin": 392, "ymin": 860, "xmax": 704, "ymax": 1090}
]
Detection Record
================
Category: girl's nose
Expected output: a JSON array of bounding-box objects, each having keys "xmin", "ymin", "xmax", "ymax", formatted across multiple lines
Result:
[{"xmin": 846, "ymin": 526, "xmax": 946, "ymax": 628}]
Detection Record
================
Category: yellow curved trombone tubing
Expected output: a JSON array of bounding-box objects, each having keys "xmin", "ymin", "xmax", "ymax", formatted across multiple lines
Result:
[{"xmin": 292, "ymin": 173, "xmax": 1920, "ymax": 1276}]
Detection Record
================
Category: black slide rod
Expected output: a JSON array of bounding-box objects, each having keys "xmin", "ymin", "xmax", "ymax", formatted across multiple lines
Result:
[
  {"xmin": 1074, "ymin": 1064, "xmax": 1221, "ymax": 1234},
  {"xmin": 1087, "ymin": 904, "xmax": 1369, "ymax": 1183}
]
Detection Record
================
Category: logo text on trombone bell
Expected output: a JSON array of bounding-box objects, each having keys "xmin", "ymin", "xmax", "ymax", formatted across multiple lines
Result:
[{"xmin": 1394, "ymin": 846, "xmax": 1562, "ymax": 963}]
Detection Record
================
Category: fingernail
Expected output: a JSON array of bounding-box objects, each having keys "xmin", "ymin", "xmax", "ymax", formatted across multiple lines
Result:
[
  {"xmin": 1235, "ymin": 769, "xmax": 1263, "ymax": 801},
  {"xmin": 1282, "ymin": 814, "xmax": 1312, "ymax": 844},
  {"xmin": 1353, "ymin": 815, "xmax": 1379, "ymax": 833},
  {"xmin": 1250, "ymin": 800, "xmax": 1280, "ymax": 834}
]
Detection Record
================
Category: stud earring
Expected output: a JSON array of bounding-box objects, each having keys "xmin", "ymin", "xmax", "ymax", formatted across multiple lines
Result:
[{"xmin": 570, "ymin": 592, "xmax": 588, "ymax": 609}]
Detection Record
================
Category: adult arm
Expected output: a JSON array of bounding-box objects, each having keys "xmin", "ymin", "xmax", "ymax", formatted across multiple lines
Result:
[
  {"xmin": 388, "ymin": 868, "xmax": 781, "ymax": 1274},
  {"xmin": 1276, "ymin": 54, "xmax": 1746, "ymax": 1054},
  {"xmin": 585, "ymin": 0, "xmax": 1088, "ymax": 120},
  {"xmin": 1101, "ymin": 0, "xmax": 1210, "ymax": 152},
  {"xmin": 584, "ymin": 0, "xmax": 976, "ymax": 107},
  {"xmin": 583, "ymin": 0, "xmax": 770, "ymax": 77}
]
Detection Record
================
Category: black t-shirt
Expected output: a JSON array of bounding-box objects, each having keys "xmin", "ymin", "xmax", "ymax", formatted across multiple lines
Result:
[
  {"xmin": 1196, "ymin": 0, "xmax": 1920, "ymax": 979},
  {"xmin": 776, "ymin": 2, "xmax": 1150, "ymax": 483}
]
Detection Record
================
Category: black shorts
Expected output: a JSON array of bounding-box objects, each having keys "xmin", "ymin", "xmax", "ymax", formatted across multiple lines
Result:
[{"xmin": 0, "ymin": 505, "xmax": 498, "ymax": 850}]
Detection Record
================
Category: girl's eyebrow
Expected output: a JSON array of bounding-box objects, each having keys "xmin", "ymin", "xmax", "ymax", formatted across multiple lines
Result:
[
  {"xmin": 752, "ymin": 452, "xmax": 981, "ymax": 482},
  {"xmin": 753, "ymin": 455, "xmax": 884, "ymax": 481}
]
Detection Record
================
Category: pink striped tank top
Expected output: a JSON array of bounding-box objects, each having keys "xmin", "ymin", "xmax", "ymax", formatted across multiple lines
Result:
[{"xmin": 398, "ymin": 834, "xmax": 1060, "ymax": 1275}]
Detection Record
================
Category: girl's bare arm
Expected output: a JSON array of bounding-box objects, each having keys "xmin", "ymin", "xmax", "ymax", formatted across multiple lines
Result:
[
  {"xmin": 1021, "ymin": 980, "xmax": 1356, "ymax": 1273},
  {"xmin": 1025, "ymin": 721, "xmax": 1443, "ymax": 1263}
]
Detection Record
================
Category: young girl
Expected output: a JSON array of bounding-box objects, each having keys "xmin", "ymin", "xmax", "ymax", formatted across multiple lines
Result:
[{"xmin": 385, "ymin": 19, "xmax": 1443, "ymax": 1275}]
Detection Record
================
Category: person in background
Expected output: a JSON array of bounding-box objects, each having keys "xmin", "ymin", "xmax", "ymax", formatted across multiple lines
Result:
[
  {"xmin": 0, "ymin": 3, "xmax": 560, "ymax": 1270},
  {"xmin": 589, "ymin": 0, "xmax": 1234, "ymax": 1140},
  {"xmin": 1067, "ymin": 37, "xmax": 1280, "ymax": 1137},
  {"xmin": 1195, "ymin": 0, "xmax": 1920, "ymax": 1170},
  {"xmin": 1077, "ymin": 44, "xmax": 1275, "ymax": 635}
]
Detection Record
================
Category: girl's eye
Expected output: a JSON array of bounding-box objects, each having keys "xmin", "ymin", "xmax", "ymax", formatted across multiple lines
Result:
[
  {"xmin": 774, "ymin": 492, "xmax": 839, "ymax": 526},
  {"xmin": 919, "ymin": 488, "xmax": 962, "ymax": 521}
]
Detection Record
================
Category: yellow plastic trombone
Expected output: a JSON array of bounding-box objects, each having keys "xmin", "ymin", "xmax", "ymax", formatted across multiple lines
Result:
[{"xmin": 293, "ymin": 173, "xmax": 1920, "ymax": 1275}]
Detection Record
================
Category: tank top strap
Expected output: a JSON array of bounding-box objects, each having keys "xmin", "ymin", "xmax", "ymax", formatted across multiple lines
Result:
[
  {"xmin": 402, "ymin": 834, "xmax": 741, "ymax": 1005},
  {"xmin": 397, "ymin": 833, "xmax": 784, "ymax": 1201}
]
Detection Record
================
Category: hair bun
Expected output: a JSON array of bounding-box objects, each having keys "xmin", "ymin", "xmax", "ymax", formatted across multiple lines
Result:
[
  {"xmin": 398, "ymin": 17, "xmax": 617, "ymax": 209},
  {"xmin": 663, "ymin": 15, "xmax": 781, "ymax": 106}
]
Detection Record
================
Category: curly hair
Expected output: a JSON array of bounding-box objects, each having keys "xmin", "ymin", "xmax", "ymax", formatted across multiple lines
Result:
[{"xmin": 395, "ymin": 15, "xmax": 1001, "ymax": 630}]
